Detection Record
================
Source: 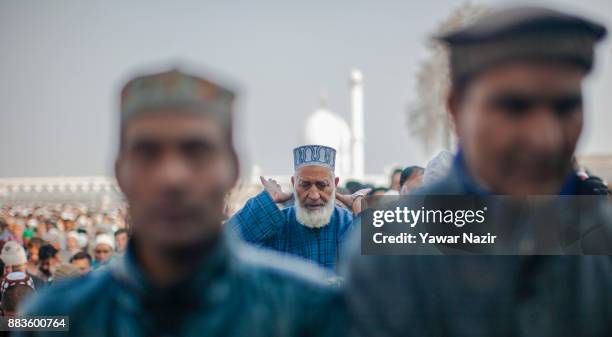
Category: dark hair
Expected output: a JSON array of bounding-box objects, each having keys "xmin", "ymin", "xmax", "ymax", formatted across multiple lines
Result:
[
  {"xmin": 38, "ymin": 244, "xmax": 58, "ymax": 260},
  {"xmin": 27, "ymin": 237, "xmax": 44, "ymax": 250},
  {"xmin": 70, "ymin": 251, "xmax": 92, "ymax": 264},
  {"xmin": 400, "ymin": 166, "xmax": 424, "ymax": 187},
  {"xmin": 368, "ymin": 187, "xmax": 389, "ymax": 196},
  {"xmin": 114, "ymin": 228, "xmax": 128, "ymax": 237},
  {"xmin": 344, "ymin": 180, "xmax": 365, "ymax": 194}
]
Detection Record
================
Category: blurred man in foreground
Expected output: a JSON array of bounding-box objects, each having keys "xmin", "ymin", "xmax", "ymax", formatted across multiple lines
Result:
[
  {"xmin": 230, "ymin": 145, "xmax": 367, "ymax": 271},
  {"xmin": 20, "ymin": 68, "xmax": 342, "ymax": 336},
  {"xmin": 345, "ymin": 6, "xmax": 612, "ymax": 337}
]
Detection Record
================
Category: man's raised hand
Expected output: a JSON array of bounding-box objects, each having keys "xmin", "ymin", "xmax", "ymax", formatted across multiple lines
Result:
[
  {"xmin": 260, "ymin": 176, "xmax": 293, "ymax": 203},
  {"xmin": 336, "ymin": 188, "xmax": 371, "ymax": 215}
]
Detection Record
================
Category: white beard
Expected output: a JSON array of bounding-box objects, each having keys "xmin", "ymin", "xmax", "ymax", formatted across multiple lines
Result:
[{"xmin": 294, "ymin": 190, "xmax": 335, "ymax": 229}]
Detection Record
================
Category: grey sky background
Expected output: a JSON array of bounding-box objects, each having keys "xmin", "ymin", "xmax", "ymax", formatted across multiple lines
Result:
[{"xmin": 1, "ymin": 0, "xmax": 611, "ymax": 179}]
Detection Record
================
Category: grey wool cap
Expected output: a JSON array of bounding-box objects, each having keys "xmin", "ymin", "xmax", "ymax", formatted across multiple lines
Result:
[
  {"xmin": 437, "ymin": 6, "xmax": 607, "ymax": 87},
  {"xmin": 120, "ymin": 68, "xmax": 235, "ymax": 132}
]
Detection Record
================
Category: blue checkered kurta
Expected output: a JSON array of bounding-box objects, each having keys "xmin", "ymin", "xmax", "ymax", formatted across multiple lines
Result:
[{"xmin": 228, "ymin": 191, "xmax": 354, "ymax": 271}]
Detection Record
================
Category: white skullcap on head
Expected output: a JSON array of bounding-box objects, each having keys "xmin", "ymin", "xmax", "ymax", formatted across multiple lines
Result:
[
  {"xmin": 77, "ymin": 233, "xmax": 88, "ymax": 249},
  {"xmin": 0, "ymin": 241, "xmax": 27, "ymax": 266},
  {"xmin": 67, "ymin": 231, "xmax": 79, "ymax": 241},
  {"xmin": 43, "ymin": 228, "xmax": 62, "ymax": 245},
  {"xmin": 424, "ymin": 150, "xmax": 454, "ymax": 186},
  {"xmin": 95, "ymin": 234, "xmax": 115, "ymax": 250}
]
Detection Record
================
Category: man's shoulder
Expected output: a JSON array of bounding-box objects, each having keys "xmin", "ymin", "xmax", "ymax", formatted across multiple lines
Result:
[
  {"xmin": 414, "ymin": 173, "xmax": 464, "ymax": 195},
  {"xmin": 335, "ymin": 204, "xmax": 353, "ymax": 217},
  {"xmin": 21, "ymin": 268, "xmax": 116, "ymax": 316}
]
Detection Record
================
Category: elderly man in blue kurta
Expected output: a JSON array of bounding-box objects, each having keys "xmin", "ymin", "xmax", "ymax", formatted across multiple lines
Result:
[{"xmin": 229, "ymin": 145, "xmax": 366, "ymax": 271}]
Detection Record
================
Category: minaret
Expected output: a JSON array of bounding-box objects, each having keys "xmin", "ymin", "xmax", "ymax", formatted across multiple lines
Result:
[{"xmin": 350, "ymin": 69, "xmax": 365, "ymax": 180}]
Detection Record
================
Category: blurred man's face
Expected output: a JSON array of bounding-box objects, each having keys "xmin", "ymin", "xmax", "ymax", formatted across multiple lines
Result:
[
  {"xmin": 66, "ymin": 236, "xmax": 78, "ymax": 250},
  {"xmin": 292, "ymin": 166, "xmax": 338, "ymax": 228},
  {"xmin": 28, "ymin": 246, "xmax": 39, "ymax": 263},
  {"xmin": 71, "ymin": 258, "xmax": 91, "ymax": 276},
  {"xmin": 3, "ymin": 264, "xmax": 26, "ymax": 276},
  {"xmin": 115, "ymin": 232, "xmax": 128, "ymax": 252},
  {"xmin": 94, "ymin": 244, "xmax": 113, "ymax": 262},
  {"xmin": 39, "ymin": 257, "xmax": 58, "ymax": 276},
  {"xmin": 452, "ymin": 61, "xmax": 584, "ymax": 195},
  {"xmin": 116, "ymin": 113, "xmax": 237, "ymax": 252}
]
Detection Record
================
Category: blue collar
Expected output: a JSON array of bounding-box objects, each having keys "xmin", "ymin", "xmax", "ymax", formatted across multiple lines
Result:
[{"xmin": 112, "ymin": 231, "xmax": 230, "ymax": 304}]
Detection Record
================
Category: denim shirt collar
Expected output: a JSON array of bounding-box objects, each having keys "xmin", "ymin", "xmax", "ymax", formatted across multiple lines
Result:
[{"xmin": 111, "ymin": 230, "xmax": 231, "ymax": 311}]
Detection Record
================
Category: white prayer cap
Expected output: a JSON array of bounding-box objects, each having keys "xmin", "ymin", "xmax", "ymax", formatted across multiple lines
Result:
[
  {"xmin": 0, "ymin": 241, "xmax": 27, "ymax": 266},
  {"xmin": 67, "ymin": 231, "xmax": 79, "ymax": 241},
  {"xmin": 95, "ymin": 234, "xmax": 115, "ymax": 250},
  {"xmin": 77, "ymin": 233, "xmax": 89, "ymax": 249},
  {"xmin": 424, "ymin": 150, "xmax": 454, "ymax": 186},
  {"xmin": 43, "ymin": 228, "xmax": 63, "ymax": 246}
]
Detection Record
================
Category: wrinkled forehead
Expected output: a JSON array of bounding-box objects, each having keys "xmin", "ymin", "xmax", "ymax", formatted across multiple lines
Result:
[{"xmin": 295, "ymin": 165, "xmax": 334, "ymax": 182}]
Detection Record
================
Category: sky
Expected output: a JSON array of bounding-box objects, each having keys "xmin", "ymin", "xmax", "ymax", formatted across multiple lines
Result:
[{"xmin": 1, "ymin": 0, "xmax": 611, "ymax": 179}]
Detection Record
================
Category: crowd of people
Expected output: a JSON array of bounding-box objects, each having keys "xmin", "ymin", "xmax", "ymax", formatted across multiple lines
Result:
[
  {"xmin": 0, "ymin": 205, "xmax": 128, "ymax": 316},
  {"xmin": 1, "ymin": 4, "xmax": 611, "ymax": 337}
]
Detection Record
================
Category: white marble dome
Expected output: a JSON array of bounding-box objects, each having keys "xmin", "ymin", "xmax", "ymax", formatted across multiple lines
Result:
[{"xmin": 302, "ymin": 107, "xmax": 352, "ymax": 177}]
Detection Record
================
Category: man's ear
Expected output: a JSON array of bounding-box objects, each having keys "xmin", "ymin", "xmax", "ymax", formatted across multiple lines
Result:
[
  {"xmin": 291, "ymin": 176, "xmax": 295, "ymax": 187},
  {"xmin": 446, "ymin": 88, "xmax": 461, "ymax": 137},
  {"xmin": 334, "ymin": 176, "xmax": 339, "ymax": 187},
  {"xmin": 229, "ymin": 150, "xmax": 240, "ymax": 189},
  {"xmin": 115, "ymin": 155, "xmax": 127, "ymax": 197}
]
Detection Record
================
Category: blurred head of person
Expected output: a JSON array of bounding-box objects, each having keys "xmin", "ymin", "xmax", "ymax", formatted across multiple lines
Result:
[
  {"xmin": 35, "ymin": 220, "xmax": 48, "ymax": 238},
  {"xmin": 8, "ymin": 221, "xmax": 25, "ymax": 244},
  {"xmin": 0, "ymin": 241, "xmax": 28, "ymax": 276},
  {"xmin": 66, "ymin": 231, "xmax": 80, "ymax": 253},
  {"xmin": 440, "ymin": 7, "xmax": 607, "ymax": 195},
  {"xmin": 94, "ymin": 234, "xmax": 115, "ymax": 265},
  {"xmin": 114, "ymin": 228, "xmax": 129, "ymax": 253},
  {"xmin": 344, "ymin": 180, "xmax": 365, "ymax": 194},
  {"xmin": 291, "ymin": 145, "xmax": 339, "ymax": 228},
  {"xmin": 42, "ymin": 228, "xmax": 62, "ymax": 251},
  {"xmin": 367, "ymin": 187, "xmax": 389, "ymax": 208},
  {"xmin": 38, "ymin": 244, "xmax": 60, "ymax": 278},
  {"xmin": 389, "ymin": 168, "xmax": 403, "ymax": 191},
  {"xmin": 53, "ymin": 263, "xmax": 80, "ymax": 282},
  {"xmin": 399, "ymin": 166, "xmax": 424, "ymax": 195},
  {"xmin": 70, "ymin": 251, "xmax": 92, "ymax": 276},
  {"xmin": 26, "ymin": 237, "xmax": 44, "ymax": 265},
  {"xmin": 115, "ymin": 69, "xmax": 238, "ymax": 258},
  {"xmin": 0, "ymin": 272, "xmax": 35, "ymax": 317}
]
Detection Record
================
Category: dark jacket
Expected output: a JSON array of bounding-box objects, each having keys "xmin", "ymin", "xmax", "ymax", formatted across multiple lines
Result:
[
  {"xmin": 18, "ymin": 232, "xmax": 345, "ymax": 337},
  {"xmin": 344, "ymin": 159, "xmax": 612, "ymax": 337}
]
